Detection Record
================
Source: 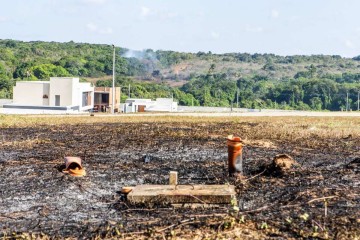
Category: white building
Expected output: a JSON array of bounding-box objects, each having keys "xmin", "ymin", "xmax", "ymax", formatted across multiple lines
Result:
[
  {"xmin": 122, "ymin": 98, "xmax": 152, "ymax": 113},
  {"xmin": 121, "ymin": 98, "xmax": 178, "ymax": 113},
  {"xmin": 7, "ymin": 77, "xmax": 94, "ymax": 111},
  {"xmin": 146, "ymin": 98, "xmax": 178, "ymax": 112}
]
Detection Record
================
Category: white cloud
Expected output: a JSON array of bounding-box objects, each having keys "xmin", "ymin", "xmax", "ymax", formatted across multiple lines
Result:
[
  {"xmin": 271, "ymin": 9, "xmax": 279, "ymax": 19},
  {"xmin": 141, "ymin": 6, "xmax": 152, "ymax": 17},
  {"xmin": 81, "ymin": 0, "xmax": 107, "ymax": 4},
  {"xmin": 245, "ymin": 25, "xmax": 264, "ymax": 33},
  {"xmin": 100, "ymin": 27, "xmax": 113, "ymax": 34},
  {"xmin": 211, "ymin": 31, "xmax": 220, "ymax": 39},
  {"xmin": 197, "ymin": 11, "xmax": 205, "ymax": 17},
  {"xmin": 0, "ymin": 16, "xmax": 7, "ymax": 22},
  {"xmin": 345, "ymin": 40, "xmax": 354, "ymax": 48},
  {"xmin": 86, "ymin": 23, "xmax": 98, "ymax": 31},
  {"xmin": 140, "ymin": 6, "xmax": 178, "ymax": 20},
  {"xmin": 163, "ymin": 12, "xmax": 178, "ymax": 19},
  {"xmin": 290, "ymin": 16, "xmax": 300, "ymax": 22},
  {"xmin": 86, "ymin": 23, "xmax": 113, "ymax": 34}
]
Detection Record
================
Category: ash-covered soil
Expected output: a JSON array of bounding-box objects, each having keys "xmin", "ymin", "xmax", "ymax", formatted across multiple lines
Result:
[{"xmin": 0, "ymin": 120, "xmax": 359, "ymax": 239}]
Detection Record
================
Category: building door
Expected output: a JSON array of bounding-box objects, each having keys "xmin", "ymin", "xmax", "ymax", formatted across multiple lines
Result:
[
  {"xmin": 55, "ymin": 95, "xmax": 60, "ymax": 106},
  {"xmin": 138, "ymin": 105, "xmax": 145, "ymax": 112}
]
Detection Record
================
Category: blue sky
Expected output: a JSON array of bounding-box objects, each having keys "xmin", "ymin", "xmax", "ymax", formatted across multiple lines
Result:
[{"xmin": 1, "ymin": 0, "xmax": 360, "ymax": 57}]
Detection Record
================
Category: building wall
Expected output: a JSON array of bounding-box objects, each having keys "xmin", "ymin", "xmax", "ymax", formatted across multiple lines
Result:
[
  {"xmin": 123, "ymin": 98, "xmax": 177, "ymax": 113},
  {"xmin": 49, "ymin": 77, "xmax": 76, "ymax": 106},
  {"xmin": 13, "ymin": 77, "xmax": 94, "ymax": 111},
  {"xmin": 42, "ymin": 83, "xmax": 50, "ymax": 105},
  {"xmin": 77, "ymin": 82, "xmax": 94, "ymax": 111},
  {"xmin": 13, "ymin": 81, "xmax": 50, "ymax": 106}
]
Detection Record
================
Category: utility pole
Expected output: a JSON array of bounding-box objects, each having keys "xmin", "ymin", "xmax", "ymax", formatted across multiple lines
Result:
[
  {"xmin": 358, "ymin": 91, "xmax": 359, "ymax": 111},
  {"xmin": 236, "ymin": 89, "xmax": 239, "ymax": 108},
  {"xmin": 171, "ymin": 93, "xmax": 173, "ymax": 112},
  {"xmin": 128, "ymin": 84, "xmax": 131, "ymax": 98},
  {"xmin": 346, "ymin": 92, "xmax": 349, "ymax": 112},
  {"xmin": 112, "ymin": 45, "xmax": 115, "ymax": 114}
]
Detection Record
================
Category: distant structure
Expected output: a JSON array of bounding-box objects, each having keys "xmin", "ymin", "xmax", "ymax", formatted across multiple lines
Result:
[
  {"xmin": 121, "ymin": 98, "xmax": 178, "ymax": 113},
  {"xmin": 93, "ymin": 87, "xmax": 121, "ymax": 112},
  {"xmin": 4, "ymin": 77, "xmax": 94, "ymax": 111}
]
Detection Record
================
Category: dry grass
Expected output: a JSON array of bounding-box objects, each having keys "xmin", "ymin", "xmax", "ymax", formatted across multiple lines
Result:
[
  {"xmin": 2, "ymin": 114, "xmax": 359, "ymax": 155},
  {"xmin": 1, "ymin": 114, "xmax": 359, "ymax": 138}
]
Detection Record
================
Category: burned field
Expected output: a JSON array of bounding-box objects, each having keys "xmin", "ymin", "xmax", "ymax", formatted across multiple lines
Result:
[{"xmin": 0, "ymin": 116, "xmax": 359, "ymax": 239}]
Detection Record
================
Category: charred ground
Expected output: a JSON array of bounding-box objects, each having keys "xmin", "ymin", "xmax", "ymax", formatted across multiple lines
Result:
[{"xmin": 0, "ymin": 116, "xmax": 359, "ymax": 239}]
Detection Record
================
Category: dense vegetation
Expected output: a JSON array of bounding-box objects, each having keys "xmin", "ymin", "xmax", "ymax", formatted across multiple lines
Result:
[{"xmin": 1, "ymin": 39, "xmax": 360, "ymax": 110}]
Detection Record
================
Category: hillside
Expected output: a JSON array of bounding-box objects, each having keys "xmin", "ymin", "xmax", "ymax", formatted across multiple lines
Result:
[
  {"xmin": 138, "ymin": 52, "xmax": 360, "ymax": 81},
  {"xmin": 1, "ymin": 39, "xmax": 360, "ymax": 110}
]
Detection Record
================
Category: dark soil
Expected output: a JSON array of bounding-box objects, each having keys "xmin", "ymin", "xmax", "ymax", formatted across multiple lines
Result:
[{"xmin": 0, "ymin": 121, "xmax": 359, "ymax": 239}]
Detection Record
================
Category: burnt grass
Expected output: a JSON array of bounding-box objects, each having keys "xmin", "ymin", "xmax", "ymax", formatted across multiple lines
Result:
[{"xmin": 0, "ymin": 117, "xmax": 359, "ymax": 239}]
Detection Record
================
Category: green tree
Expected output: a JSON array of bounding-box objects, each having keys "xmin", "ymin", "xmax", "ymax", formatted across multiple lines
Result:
[
  {"xmin": 0, "ymin": 62, "xmax": 10, "ymax": 80},
  {"xmin": 310, "ymin": 97, "xmax": 322, "ymax": 110},
  {"xmin": 30, "ymin": 64, "xmax": 70, "ymax": 79}
]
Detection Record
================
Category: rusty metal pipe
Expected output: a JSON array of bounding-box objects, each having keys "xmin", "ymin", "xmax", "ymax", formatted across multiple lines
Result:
[
  {"xmin": 63, "ymin": 157, "xmax": 86, "ymax": 177},
  {"xmin": 227, "ymin": 135, "xmax": 243, "ymax": 176}
]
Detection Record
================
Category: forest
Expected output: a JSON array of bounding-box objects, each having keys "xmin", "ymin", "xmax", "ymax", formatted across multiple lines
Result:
[{"xmin": 1, "ymin": 39, "xmax": 360, "ymax": 111}]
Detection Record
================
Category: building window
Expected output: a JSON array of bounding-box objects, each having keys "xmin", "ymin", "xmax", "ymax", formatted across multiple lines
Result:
[
  {"xmin": 101, "ymin": 93, "xmax": 109, "ymax": 104},
  {"xmin": 94, "ymin": 93, "xmax": 109, "ymax": 105},
  {"xmin": 82, "ymin": 92, "xmax": 91, "ymax": 107}
]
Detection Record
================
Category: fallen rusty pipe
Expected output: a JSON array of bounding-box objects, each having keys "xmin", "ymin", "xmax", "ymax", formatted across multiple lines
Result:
[
  {"xmin": 227, "ymin": 135, "xmax": 243, "ymax": 176},
  {"xmin": 63, "ymin": 157, "xmax": 86, "ymax": 177}
]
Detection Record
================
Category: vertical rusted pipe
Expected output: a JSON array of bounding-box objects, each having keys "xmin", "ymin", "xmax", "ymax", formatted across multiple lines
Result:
[{"xmin": 227, "ymin": 135, "xmax": 243, "ymax": 176}]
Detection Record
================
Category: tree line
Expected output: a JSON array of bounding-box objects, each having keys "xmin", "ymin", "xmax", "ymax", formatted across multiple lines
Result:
[{"xmin": 0, "ymin": 39, "xmax": 360, "ymax": 110}]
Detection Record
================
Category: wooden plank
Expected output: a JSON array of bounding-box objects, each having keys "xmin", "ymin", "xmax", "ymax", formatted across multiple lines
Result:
[
  {"xmin": 127, "ymin": 185, "xmax": 236, "ymax": 204},
  {"xmin": 169, "ymin": 171, "xmax": 178, "ymax": 185},
  {"xmin": 171, "ymin": 203, "xmax": 227, "ymax": 209}
]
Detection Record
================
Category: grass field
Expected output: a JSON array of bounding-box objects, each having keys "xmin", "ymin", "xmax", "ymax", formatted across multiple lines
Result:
[{"xmin": 0, "ymin": 115, "xmax": 359, "ymax": 239}]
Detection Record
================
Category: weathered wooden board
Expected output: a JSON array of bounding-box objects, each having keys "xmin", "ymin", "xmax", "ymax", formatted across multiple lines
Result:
[
  {"xmin": 127, "ymin": 185, "xmax": 236, "ymax": 204},
  {"xmin": 169, "ymin": 171, "xmax": 178, "ymax": 185}
]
